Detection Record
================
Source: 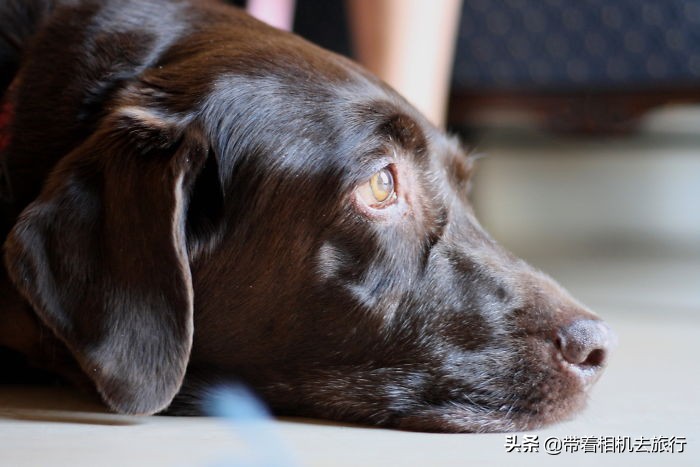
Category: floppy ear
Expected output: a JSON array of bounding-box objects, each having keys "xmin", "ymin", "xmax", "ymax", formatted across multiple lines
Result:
[{"xmin": 3, "ymin": 107, "xmax": 211, "ymax": 414}]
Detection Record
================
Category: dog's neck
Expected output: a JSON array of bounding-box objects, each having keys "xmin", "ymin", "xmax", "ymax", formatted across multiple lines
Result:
[
  {"xmin": 0, "ymin": 88, "xmax": 23, "ymax": 351},
  {"xmin": 0, "ymin": 85, "xmax": 17, "ymax": 243}
]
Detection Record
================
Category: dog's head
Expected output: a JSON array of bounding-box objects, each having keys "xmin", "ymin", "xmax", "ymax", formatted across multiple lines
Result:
[{"xmin": 3, "ymin": 4, "xmax": 614, "ymax": 432}]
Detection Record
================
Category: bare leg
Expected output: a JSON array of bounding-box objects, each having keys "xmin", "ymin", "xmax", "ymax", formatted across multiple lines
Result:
[{"xmin": 348, "ymin": 0, "xmax": 463, "ymax": 128}]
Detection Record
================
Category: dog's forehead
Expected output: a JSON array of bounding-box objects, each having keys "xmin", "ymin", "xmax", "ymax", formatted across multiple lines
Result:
[{"xmin": 200, "ymin": 69, "xmax": 465, "ymax": 187}]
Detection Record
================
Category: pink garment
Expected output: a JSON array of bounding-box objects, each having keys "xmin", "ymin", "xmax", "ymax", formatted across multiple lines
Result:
[{"xmin": 246, "ymin": 0, "xmax": 296, "ymax": 31}]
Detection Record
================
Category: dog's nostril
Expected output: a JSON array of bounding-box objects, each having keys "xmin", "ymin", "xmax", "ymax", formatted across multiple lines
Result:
[
  {"xmin": 582, "ymin": 348, "xmax": 606, "ymax": 367},
  {"xmin": 557, "ymin": 319, "xmax": 613, "ymax": 369},
  {"xmin": 495, "ymin": 287, "xmax": 508, "ymax": 301}
]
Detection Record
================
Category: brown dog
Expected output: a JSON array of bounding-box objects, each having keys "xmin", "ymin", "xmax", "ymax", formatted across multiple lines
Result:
[{"xmin": 0, "ymin": 0, "xmax": 614, "ymax": 432}]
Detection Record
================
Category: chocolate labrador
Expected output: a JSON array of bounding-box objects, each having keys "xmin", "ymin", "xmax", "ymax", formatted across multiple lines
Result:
[{"xmin": 0, "ymin": 0, "xmax": 615, "ymax": 432}]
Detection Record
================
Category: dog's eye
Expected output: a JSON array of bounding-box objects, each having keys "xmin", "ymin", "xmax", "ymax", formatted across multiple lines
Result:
[
  {"xmin": 356, "ymin": 167, "xmax": 396, "ymax": 208},
  {"xmin": 369, "ymin": 168, "xmax": 394, "ymax": 202}
]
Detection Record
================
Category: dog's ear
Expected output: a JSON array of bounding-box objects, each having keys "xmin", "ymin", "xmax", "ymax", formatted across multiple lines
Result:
[{"xmin": 3, "ymin": 107, "xmax": 215, "ymax": 415}]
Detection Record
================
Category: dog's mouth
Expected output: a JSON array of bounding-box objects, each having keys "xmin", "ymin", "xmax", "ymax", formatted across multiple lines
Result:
[
  {"xmin": 259, "ymin": 348, "xmax": 605, "ymax": 433},
  {"xmin": 389, "ymin": 333, "xmax": 611, "ymax": 433},
  {"xmin": 384, "ymin": 392, "xmax": 589, "ymax": 434},
  {"xmin": 394, "ymin": 374, "xmax": 593, "ymax": 433}
]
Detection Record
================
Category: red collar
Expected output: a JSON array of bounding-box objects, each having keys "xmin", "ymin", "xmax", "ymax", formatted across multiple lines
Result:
[
  {"xmin": 0, "ymin": 99, "xmax": 11, "ymax": 152},
  {"xmin": 0, "ymin": 98, "xmax": 13, "ymax": 203}
]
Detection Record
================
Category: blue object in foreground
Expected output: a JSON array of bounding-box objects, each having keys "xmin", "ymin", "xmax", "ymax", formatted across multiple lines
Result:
[{"xmin": 204, "ymin": 385, "xmax": 299, "ymax": 467}]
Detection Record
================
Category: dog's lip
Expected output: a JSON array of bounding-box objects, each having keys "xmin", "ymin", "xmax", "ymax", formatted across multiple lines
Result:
[{"xmin": 556, "ymin": 352, "xmax": 607, "ymax": 389}]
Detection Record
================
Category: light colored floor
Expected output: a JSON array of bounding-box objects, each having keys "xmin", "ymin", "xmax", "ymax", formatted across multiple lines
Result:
[{"xmin": 0, "ymin": 264, "xmax": 698, "ymax": 467}]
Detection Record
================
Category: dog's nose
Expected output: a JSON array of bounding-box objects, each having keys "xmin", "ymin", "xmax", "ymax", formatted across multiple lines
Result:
[{"xmin": 556, "ymin": 319, "xmax": 615, "ymax": 370}]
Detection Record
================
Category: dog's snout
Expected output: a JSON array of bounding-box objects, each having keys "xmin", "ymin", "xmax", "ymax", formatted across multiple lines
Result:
[{"xmin": 556, "ymin": 320, "xmax": 615, "ymax": 370}]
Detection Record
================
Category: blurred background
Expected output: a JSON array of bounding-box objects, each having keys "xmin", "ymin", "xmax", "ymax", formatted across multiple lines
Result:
[{"xmin": 236, "ymin": 0, "xmax": 700, "ymax": 321}]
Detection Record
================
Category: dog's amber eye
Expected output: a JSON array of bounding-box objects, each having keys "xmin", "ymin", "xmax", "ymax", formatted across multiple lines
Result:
[
  {"xmin": 370, "ymin": 168, "xmax": 394, "ymax": 202},
  {"xmin": 356, "ymin": 167, "xmax": 396, "ymax": 208}
]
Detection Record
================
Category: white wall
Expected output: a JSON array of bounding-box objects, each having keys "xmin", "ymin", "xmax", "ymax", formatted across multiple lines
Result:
[{"xmin": 471, "ymin": 109, "xmax": 700, "ymax": 258}]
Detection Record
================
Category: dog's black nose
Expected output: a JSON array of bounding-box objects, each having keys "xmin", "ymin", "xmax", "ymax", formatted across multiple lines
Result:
[{"xmin": 556, "ymin": 319, "xmax": 614, "ymax": 369}]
